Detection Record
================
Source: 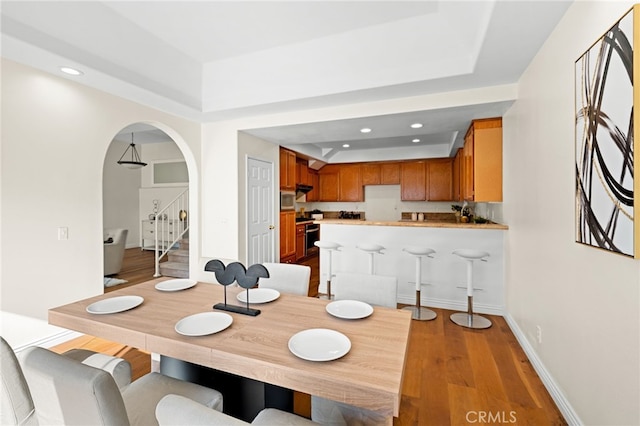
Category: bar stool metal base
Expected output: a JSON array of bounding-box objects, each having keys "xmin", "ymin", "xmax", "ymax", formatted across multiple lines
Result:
[
  {"xmin": 450, "ymin": 313, "xmax": 492, "ymax": 329},
  {"xmin": 403, "ymin": 289, "xmax": 436, "ymax": 321},
  {"xmin": 402, "ymin": 306, "xmax": 437, "ymax": 321},
  {"xmin": 318, "ymin": 279, "xmax": 334, "ymax": 300}
]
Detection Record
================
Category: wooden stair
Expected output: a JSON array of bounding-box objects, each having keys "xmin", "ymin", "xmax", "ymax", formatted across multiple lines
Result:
[{"xmin": 159, "ymin": 238, "xmax": 189, "ymax": 278}]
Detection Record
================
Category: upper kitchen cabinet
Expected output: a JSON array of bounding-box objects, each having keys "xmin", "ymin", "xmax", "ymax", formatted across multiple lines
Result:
[
  {"xmin": 361, "ymin": 162, "xmax": 401, "ymax": 186},
  {"xmin": 361, "ymin": 163, "xmax": 381, "ymax": 186},
  {"xmin": 339, "ymin": 164, "xmax": 363, "ymax": 201},
  {"xmin": 462, "ymin": 118, "xmax": 503, "ymax": 202},
  {"xmin": 317, "ymin": 163, "xmax": 363, "ymax": 202},
  {"xmin": 296, "ymin": 157, "xmax": 310, "ymax": 186},
  {"xmin": 401, "ymin": 161, "xmax": 427, "ymax": 201},
  {"xmin": 318, "ymin": 164, "xmax": 340, "ymax": 201},
  {"xmin": 380, "ymin": 162, "xmax": 401, "ymax": 184},
  {"xmin": 306, "ymin": 169, "xmax": 320, "ymax": 201},
  {"xmin": 452, "ymin": 148, "xmax": 463, "ymax": 201},
  {"xmin": 279, "ymin": 148, "xmax": 297, "ymax": 190},
  {"xmin": 426, "ymin": 158, "xmax": 453, "ymax": 201}
]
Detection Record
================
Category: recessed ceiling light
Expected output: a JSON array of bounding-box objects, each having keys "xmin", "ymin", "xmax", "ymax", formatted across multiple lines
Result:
[
  {"xmin": 60, "ymin": 66, "xmax": 83, "ymax": 76},
  {"xmin": 360, "ymin": 128, "xmax": 372, "ymax": 133},
  {"xmin": 410, "ymin": 123, "xmax": 423, "ymax": 129},
  {"xmin": 342, "ymin": 144, "xmax": 350, "ymax": 148},
  {"xmin": 412, "ymin": 139, "xmax": 420, "ymax": 143}
]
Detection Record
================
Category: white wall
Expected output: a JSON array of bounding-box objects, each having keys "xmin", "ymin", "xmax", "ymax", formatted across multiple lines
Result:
[
  {"xmin": 103, "ymin": 140, "xmax": 140, "ymax": 247},
  {"xmin": 0, "ymin": 59, "xmax": 201, "ymax": 322},
  {"xmin": 504, "ymin": 1, "xmax": 639, "ymax": 424}
]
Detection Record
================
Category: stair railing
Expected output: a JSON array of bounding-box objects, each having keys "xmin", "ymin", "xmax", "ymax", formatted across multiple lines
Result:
[{"xmin": 153, "ymin": 189, "xmax": 189, "ymax": 277}]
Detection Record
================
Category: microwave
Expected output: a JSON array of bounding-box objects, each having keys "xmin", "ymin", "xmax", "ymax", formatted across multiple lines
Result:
[{"xmin": 280, "ymin": 191, "xmax": 296, "ymax": 211}]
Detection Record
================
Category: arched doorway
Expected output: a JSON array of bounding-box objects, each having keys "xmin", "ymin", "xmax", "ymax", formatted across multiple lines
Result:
[{"xmin": 102, "ymin": 122, "xmax": 194, "ymax": 291}]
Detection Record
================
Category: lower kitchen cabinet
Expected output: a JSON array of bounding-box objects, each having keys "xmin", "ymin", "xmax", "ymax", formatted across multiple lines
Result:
[
  {"xmin": 279, "ymin": 211, "xmax": 296, "ymax": 263},
  {"xmin": 296, "ymin": 223, "xmax": 305, "ymax": 261}
]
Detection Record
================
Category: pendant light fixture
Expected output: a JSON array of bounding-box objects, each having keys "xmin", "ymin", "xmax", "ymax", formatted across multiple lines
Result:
[{"xmin": 117, "ymin": 133, "xmax": 147, "ymax": 169}]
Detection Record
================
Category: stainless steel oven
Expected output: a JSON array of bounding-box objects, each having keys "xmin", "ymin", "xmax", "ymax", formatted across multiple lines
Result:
[{"xmin": 305, "ymin": 223, "xmax": 319, "ymax": 256}]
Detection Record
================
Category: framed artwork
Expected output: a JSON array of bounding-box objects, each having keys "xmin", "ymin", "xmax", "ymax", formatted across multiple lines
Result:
[{"xmin": 575, "ymin": 6, "xmax": 639, "ymax": 258}]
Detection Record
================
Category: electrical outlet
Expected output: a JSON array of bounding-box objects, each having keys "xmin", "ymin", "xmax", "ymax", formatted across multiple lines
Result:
[
  {"xmin": 58, "ymin": 227, "xmax": 69, "ymax": 240},
  {"xmin": 536, "ymin": 325, "xmax": 542, "ymax": 344}
]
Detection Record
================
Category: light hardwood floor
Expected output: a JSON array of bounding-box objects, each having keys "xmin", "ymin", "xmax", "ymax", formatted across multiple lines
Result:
[{"xmin": 71, "ymin": 249, "xmax": 565, "ymax": 424}]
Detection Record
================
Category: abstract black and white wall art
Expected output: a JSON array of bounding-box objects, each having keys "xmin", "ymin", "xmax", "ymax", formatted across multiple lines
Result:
[{"xmin": 575, "ymin": 6, "xmax": 637, "ymax": 258}]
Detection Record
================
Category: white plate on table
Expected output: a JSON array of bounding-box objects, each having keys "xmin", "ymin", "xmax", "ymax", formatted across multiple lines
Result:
[
  {"xmin": 288, "ymin": 328, "xmax": 351, "ymax": 362},
  {"xmin": 175, "ymin": 312, "xmax": 233, "ymax": 336},
  {"xmin": 236, "ymin": 288, "xmax": 280, "ymax": 304},
  {"xmin": 155, "ymin": 279, "xmax": 197, "ymax": 292},
  {"xmin": 326, "ymin": 300, "xmax": 373, "ymax": 320},
  {"xmin": 86, "ymin": 296, "xmax": 144, "ymax": 315}
]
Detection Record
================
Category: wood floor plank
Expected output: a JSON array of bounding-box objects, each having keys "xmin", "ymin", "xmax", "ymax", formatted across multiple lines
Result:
[{"xmin": 465, "ymin": 330, "xmax": 508, "ymax": 402}]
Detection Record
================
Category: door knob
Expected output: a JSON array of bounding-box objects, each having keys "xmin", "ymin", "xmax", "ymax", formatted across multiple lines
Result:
[{"xmin": 268, "ymin": 225, "xmax": 275, "ymax": 230}]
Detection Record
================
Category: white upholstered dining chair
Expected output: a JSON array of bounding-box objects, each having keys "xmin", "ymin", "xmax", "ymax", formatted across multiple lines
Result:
[
  {"xmin": 1, "ymin": 337, "xmax": 38, "ymax": 425},
  {"xmin": 331, "ymin": 272, "xmax": 398, "ymax": 308},
  {"xmin": 312, "ymin": 272, "xmax": 398, "ymax": 425},
  {"xmin": 259, "ymin": 262, "xmax": 311, "ymax": 296},
  {"xmin": 1, "ymin": 336, "xmax": 223, "ymax": 426}
]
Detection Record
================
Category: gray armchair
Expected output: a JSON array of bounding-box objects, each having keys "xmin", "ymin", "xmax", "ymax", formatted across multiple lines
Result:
[{"xmin": 104, "ymin": 228, "xmax": 128, "ymax": 276}]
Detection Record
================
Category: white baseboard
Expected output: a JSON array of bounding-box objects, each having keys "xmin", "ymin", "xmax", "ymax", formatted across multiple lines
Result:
[
  {"xmin": 13, "ymin": 330, "xmax": 82, "ymax": 354},
  {"xmin": 503, "ymin": 314, "xmax": 582, "ymax": 426}
]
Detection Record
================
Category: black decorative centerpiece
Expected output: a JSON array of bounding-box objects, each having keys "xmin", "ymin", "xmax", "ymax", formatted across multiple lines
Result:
[{"xmin": 204, "ymin": 260, "xmax": 269, "ymax": 316}]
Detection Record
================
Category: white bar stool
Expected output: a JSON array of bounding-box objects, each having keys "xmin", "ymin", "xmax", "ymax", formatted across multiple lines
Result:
[
  {"xmin": 314, "ymin": 240, "xmax": 341, "ymax": 300},
  {"xmin": 450, "ymin": 249, "xmax": 492, "ymax": 329},
  {"xmin": 356, "ymin": 243, "xmax": 385, "ymax": 274},
  {"xmin": 402, "ymin": 246, "xmax": 437, "ymax": 321}
]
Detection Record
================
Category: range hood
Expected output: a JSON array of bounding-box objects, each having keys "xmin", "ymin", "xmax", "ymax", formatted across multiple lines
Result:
[{"xmin": 296, "ymin": 184, "xmax": 313, "ymax": 195}]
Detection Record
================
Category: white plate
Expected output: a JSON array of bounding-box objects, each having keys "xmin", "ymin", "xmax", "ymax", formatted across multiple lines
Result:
[
  {"xmin": 288, "ymin": 328, "xmax": 351, "ymax": 362},
  {"xmin": 175, "ymin": 312, "xmax": 233, "ymax": 337},
  {"xmin": 236, "ymin": 288, "xmax": 280, "ymax": 304},
  {"xmin": 326, "ymin": 300, "xmax": 373, "ymax": 319},
  {"xmin": 155, "ymin": 279, "xmax": 197, "ymax": 292},
  {"xmin": 86, "ymin": 296, "xmax": 144, "ymax": 315}
]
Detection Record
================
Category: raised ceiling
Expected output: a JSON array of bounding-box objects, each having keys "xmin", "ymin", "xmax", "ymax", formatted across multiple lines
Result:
[{"xmin": 0, "ymin": 1, "xmax": 572, "ymax": 161}]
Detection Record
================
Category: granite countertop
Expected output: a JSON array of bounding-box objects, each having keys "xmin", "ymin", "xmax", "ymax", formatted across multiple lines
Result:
[{"xmin": 314, "ymin": 219, "xmax": 508, "ymax": 230}]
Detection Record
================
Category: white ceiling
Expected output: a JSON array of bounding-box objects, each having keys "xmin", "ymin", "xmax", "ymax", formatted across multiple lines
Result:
[{"xmin": 0, "ymin": 1, "xmax": 572, "ymax": 162}]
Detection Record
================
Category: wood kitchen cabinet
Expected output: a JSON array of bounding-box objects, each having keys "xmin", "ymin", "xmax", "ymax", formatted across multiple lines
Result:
[
  {"xmin": 361, "ymin": 163, "xmax": 381, "ymax": 186},
  {"xmin": 463, "ymin": 118, "xmax": 503, "ymax": 202},
  {"xmin": 296, "ymin": 158, "xmax": 310, "ymax": 186},
  {"xmin": 318, "ymin": 164, "xmax": 340, "ymax": 201},
  {"xmin": 339, "ymin": 164, "xmax": 363, "ymax": 201},
  {"xmin": 306, "ymin": 169, "xmax": 319, "ymax": 201},
  {"xmin": 295, "ymin": 223, "xmax": 306, "ymax": 261},
  {"xmin": 279, "ymin": 211, "xmax": 296, "ymax": 263},
  {"xmin": 452, "ymin": 148, "xmax": 462, "ymax": 201},
  {"xmin": 279, "ymin": 148, "xmax": 296, "ymax": 190},
  {"xmin": 401, "ymin": 161, "xmax": 427, "ymax": 200},
  {"xmin": 380, "ymin": 162, "xmax": 400, "ymax": 184},
  {"xmin": 426, "ymin": 158, "xmax": 453, "ymax": 201},
  {"xmin": 318, "ymin": 163, "xmax": 363, "ymax": 201}
]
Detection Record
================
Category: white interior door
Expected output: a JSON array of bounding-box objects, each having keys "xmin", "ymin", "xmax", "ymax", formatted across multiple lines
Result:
[{"xmin": 247, "ymin": 157, "xmax": 274, "ymax": 265}]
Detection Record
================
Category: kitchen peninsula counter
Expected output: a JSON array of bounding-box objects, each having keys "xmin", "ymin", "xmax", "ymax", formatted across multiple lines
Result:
[
  {"xmin": 316, "ymin": 220, "xmax": 506, "ymax": 315},
  {"xmin": 315, "ymin": 219, "xmax": 508, "ymax": 230}
]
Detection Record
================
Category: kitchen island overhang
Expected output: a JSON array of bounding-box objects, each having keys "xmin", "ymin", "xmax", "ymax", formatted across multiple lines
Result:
[{"xmin": 316, "ymin": 220, "xmax": 507, "ymax": 315}]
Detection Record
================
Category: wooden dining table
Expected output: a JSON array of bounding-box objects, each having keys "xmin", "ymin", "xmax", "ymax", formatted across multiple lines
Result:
[{"xmin": 49, "ymin": 278, "xmax": 412, "ymax": 423}]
